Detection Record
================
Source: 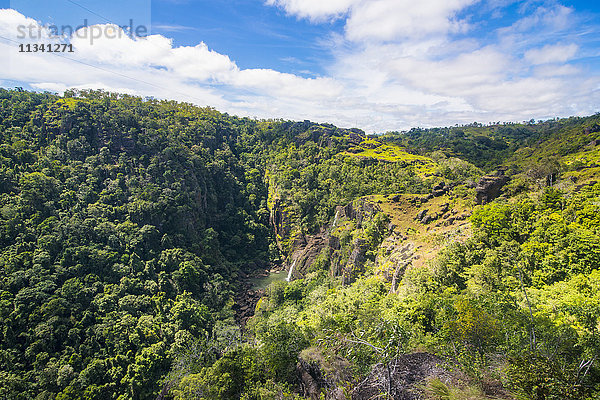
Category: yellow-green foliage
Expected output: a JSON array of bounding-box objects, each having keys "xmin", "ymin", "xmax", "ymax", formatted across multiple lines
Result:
[
  {"xmin": 443, "ymin": 298, "xmax": 500, "ymax": 357},
  {"xmin": 504, "ymin": 115, "xmax": 600, "ymax": 182},
  {"xmin": 343, "ymin": 139, "xmax": 438, "ymax": 176},
  {"xmin": 54, "ymin": 97, "xmax": 80, "ymax": 109},
  {"xmin": 563, "ymin": 146, "xmax": 600, "ymax": 168},
  {"xmin": 530, "ymin": 270, "xmax": 600, "ymax": 333},
  {"xmin": 424, "ymin": 379, "xmax": 490, "ymax": 400},
  {"xmin": 563, "ymin": 146, "xmax": 600, "ymax": 182}
]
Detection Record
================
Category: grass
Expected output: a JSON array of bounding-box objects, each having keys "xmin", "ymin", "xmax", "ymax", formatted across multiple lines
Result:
[
  {"xmin": 54, "ymin": 98, "xmax": 80, "ymax": 109},
  {"xmin": 562, "ymin": 145, "xmax": 600, "ymax": 182},
  {"xmin": 343, "ymin": 139, "xmax": 438, "ymax": 176},
  {"xmin": 365, "ymin": 191, "xmax": 473, "ymax": 270},
  {"xmin": 424, "ymin": 379, "xmax": 499, "ymax": 400}
]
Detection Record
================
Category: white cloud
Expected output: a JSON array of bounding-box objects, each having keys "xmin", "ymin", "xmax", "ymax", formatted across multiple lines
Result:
[
  {"xmin": 0, "ymin": 10, "xmax": 341, "ymax": 121},
  {"xmin": 0, "ymin": 8, "xmax": 58, "ymax": 43},
  {"xmin": 533, "ymin": 64, "xmax": 579, "ymax": 77},
  {"xmin": 511, "ymin": 4, "xmax": 573, "ymax": 33},
  {"xmin": 267, "ymin": 1, "xmax": 599, "ymax": 128},
  {"xmin": 1, "ymin": 4, "xmax": 599, "ymax": 132},
  {"xmin": 266, "ymin": 0, "xmax": 479, "ymax": 41},
  {"xmin": 230, "ymin": 69, "xmax": 342, "ymax": 98},
  {"xmin": 264, "ymin": 0, "xmax": 354, "ymax": 21},
  {"xmin": 524, "ymin": 43, "xmax": 578, "ymax": 65},
  {"xmin": 30, "ymin": 82, "xmax": 68, "ymax": 92},
  {"xmin": 345, "ymin": 0, "xmax": 478, "ymax": 42},
  {"xmin": 496, "ymin": 4, "xmax": 575, "ymax": 51}
]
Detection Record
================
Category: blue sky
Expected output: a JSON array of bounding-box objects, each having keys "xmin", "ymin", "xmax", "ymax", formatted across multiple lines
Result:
[
  {"xmin": 0, "ymin": 0, "xmax": 599, "ymax": 131},
  {"xmin": 152, "ymin": 0, "xmax": 343, "ymax": 75}
]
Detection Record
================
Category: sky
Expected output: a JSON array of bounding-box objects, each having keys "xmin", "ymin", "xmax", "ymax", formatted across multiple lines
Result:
[{"xmin": 0, "ymin": 0, "xmax": 599, "ymax": 132}]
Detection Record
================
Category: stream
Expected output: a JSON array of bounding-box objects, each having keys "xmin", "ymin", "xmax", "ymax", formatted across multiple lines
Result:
[{"xmin": 248, "ymin": 270, "xmax": 288, "ymax": 290}]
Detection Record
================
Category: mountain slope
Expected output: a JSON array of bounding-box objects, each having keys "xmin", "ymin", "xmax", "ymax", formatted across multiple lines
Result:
[{"xmin": 0, "ymin": 89, "xmax": 599, "ymax": 399}]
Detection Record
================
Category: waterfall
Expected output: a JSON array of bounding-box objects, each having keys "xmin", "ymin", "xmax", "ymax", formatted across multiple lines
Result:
[
  {"xmin": 286, "ymin": 258, "xmax": 297, "ymax": 282},
  {"xmin": 332, "ymin": 209, "xmax": 340, "ymax": 227}
]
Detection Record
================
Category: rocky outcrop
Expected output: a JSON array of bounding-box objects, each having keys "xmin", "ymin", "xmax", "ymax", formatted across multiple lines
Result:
[
  {"xmin": 431, "ymin": 182, "xmax": 450, "ymax": 198},
  {"xmin": 375, "ymin": 238, "xmax": 416, "ymax": 292},
  {"xmin": 335, "ymin": 199, "xmax": 380, "ymax": 227},
  {"xmin": 233, "ymin": 286, "xmax": 265, "ymax": 327},
  {"xmin": 287, "ymin": 231, "xmax": 328, "ymax": 280},
  {"xmin": 270, "ymin": 198, "xmax": 291, "ymax": 240},
  {"xmin": 347, "ymin": 238, "xmax": 368, "ymax": 267},
  {"xmin": 270, "ymin": 195, "xmax": 377, "ymax": 265},
  {"xmin": 340, "ymin": 238, "xmax": 370, "ymax": 284},
  {"xmin": 297, "ymin": 348, "xmax": 352, "ymax": 400},
  {"xmin": 330, "ymin": 200, "xmax": 383, "ymax": 283},
  {"xmin": 352, "ymin": 353, "xmax": 464, "ymax": 400},
  {"xmin": 476, "ymin": 170, "xmax": 509, "ymax": 205},
  {"xmin": 347, "ymin": 129, "xmax": 366, "ymax": 145},
  {"xmin": 283, "ymin": 199, "xmax": 383, "ymax": 282}
]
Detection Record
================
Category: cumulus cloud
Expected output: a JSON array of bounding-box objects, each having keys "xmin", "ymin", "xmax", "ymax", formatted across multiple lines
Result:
[
  {"xmin": 0, "ymin": 9, "xmax": 341, "ymax": 123},
  {"xmin": 266, "ymin": 0, "xmax": 479, "ymax": 41},
  {"xmin": 345, "ymin": 0, "xmax": 478, "ymax": 42},
  {"xmin": 266, "ymin": 1, "xmax": 599, "ymax": 128},
  {"xmin": 1, "ymin": 3, "xmax": 599, "ymax": 132}
]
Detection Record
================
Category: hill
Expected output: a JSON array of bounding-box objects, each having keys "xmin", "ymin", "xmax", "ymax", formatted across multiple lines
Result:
[{"xmin": 0, "ymin": 88, "xmax": 599, "ymax": 399}]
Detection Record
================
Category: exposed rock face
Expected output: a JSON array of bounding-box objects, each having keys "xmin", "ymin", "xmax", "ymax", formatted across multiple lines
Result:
[
  {"xmin": 277, "ymin": 198, "xmax": 382, "ymax": 282},
  {"xmin": 431, "ymin": 182, "xmax": 449, "ymax": 198},
  {"xmin": 352, "ymin": 353, "xmax": 464, "ymax": 400},
  {"xmin": 347, "ymin": 238, "xmax": 368, "ymax": 267},
  {"xmin": 439, "ymin": 203, "xmax": 449, "ymax": 214},
  {"xmin": 297, "ymin": 359, "xmax": 324, "ymax": 400},
  {"xmin": 270, "ymin": 198, "xmax": 291, "ymax": 240},
  {"xmin": 376, "ymin": 238, "xmax": 416, "ymax": 292},
  {"xmin": 340, "ymin": 238, "xmax": 370, "ymax": 284},
  {"xmin": 287, "ymin": 231, "xmax": 328, "ymax": 280},
  {"xmin": 233, "ymin": 287, "xmax": 264, "ymax": 327},
  {"xmin": 476, "ymin": 171, "xmax": 509, "ymax": 205},
  {"xmin": 297, "ymin": 348, "xmax": 352, "ymax": 400},
  {"xmin": 335, "ymin": 199, "xmax": 379, "ymax": 227},
  {"xmin": 347, "ymin": 129, "xmax": 366, "ymax": 145}
]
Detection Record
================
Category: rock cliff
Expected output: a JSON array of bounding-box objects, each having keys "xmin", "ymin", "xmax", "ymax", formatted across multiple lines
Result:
[{"xmin": 475, "ymin": 170, "xmax": 509, "ymax": 204}]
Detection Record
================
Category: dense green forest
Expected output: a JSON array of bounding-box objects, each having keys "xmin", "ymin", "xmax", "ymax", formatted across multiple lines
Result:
[{"xmin": 0, "ymin": 88, "xmax": 599, "ymax": 399}]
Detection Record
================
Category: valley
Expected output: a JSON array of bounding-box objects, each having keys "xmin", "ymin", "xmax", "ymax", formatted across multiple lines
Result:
[{"xmin": 0, "ymin": 89, "xmax": 599, "ymax": 399}]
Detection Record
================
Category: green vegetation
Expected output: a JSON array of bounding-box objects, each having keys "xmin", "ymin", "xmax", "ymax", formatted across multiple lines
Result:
[
  {"xmin": 0, "ymin": 88, "xmax": 599, "ymax": 399},
  {"xmin": 343, "ymin": 138, "xmax": 438, "ymax": 176},
  {"xmin": 0, "ymin": 89, "xmax": 272, "ymax": 399},
  {"xmin": 382, "ymin": 117, "xmax": 600, "ymax": 172}
]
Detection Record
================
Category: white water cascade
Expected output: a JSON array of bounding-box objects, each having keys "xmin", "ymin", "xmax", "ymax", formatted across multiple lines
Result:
[
  {"xmin": 286, "ymin": 258, "xmax": 297, "ymax": 282},
  {"xmin": 332, "ymin": 209, "xmax": 340, "ymax": 227}
]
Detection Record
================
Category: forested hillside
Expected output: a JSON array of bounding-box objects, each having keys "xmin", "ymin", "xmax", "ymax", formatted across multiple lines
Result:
[{"xmin": 0, "ymin": 89, "xmax": 599, "ymax": 399}]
